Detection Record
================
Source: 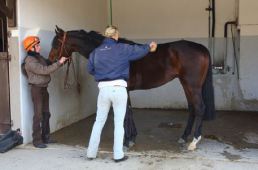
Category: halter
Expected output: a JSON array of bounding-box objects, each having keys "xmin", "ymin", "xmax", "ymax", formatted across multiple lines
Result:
[
  {"xmin": 57, "ymin": 32, "xmax": 80, "ymax": 92},
  {"xmin": 58, "ymin": 32, "xmax": 69, "ymax": 59}
]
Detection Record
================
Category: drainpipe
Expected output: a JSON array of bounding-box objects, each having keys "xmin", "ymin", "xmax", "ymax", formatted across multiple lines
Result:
[
  {"xmin": 211, "ymin": 0, "xmax": 216, "ymax": 68},
  {"xmin": 211, "ymin": 0, "xmax": 215, "ymax": 38},
  {"xmin": 223, "ymin": 21, "xmax": 237, "ymax": 74},
  {"xmin": 108, "ymin": 0, "xmax": 113, "ymax": 26},
  {"xmin": 206, "ymin": 0, "xmax": 216, "ymax": 68},
  {"xmin": 206, "ymin": 1, "xmax": 212, "ymax": 49}
]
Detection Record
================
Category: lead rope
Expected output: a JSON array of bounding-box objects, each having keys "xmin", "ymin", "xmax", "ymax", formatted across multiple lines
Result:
[
  {"xmin": 64, "ymin": 58, "xmax": 71, "ymax": 89},
  {"xmin": 63, "ymin": 56, "xmax": 80, "ymax": 93},
  {"xmin": 70, "ymin": 56, "xmax": 81, "ymax": 93},
  {"xmin": 59, "ymin": 32, "xmax": 80, "ymax": 92}
]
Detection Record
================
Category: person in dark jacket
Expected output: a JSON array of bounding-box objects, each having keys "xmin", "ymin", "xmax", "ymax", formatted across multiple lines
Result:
[
  {"xmin": 86, "ymin": 26, "xmax": 157, "ymax": 162},
  {"xmin": 23, "ymin": 36, "xmax": 67, "ymax": 148}
]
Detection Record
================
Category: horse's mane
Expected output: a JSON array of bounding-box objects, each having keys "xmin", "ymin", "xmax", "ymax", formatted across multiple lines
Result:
[
  {"xmin": 52, "ymin": 28, "xmax": 142, "ymax": 50},
  {"xmin": 51, "ymin": 29, "xmax": 143, "ymax": 59},
  {"xmin": 72, "ymin": 29, "xmax": 141, "ymax": 46}
]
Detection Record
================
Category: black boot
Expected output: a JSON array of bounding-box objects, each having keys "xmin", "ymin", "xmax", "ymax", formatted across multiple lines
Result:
[
  {"xmin": 42, "ymin": 112, "xmax": 56, "ymax": 144},
  {"xmin": 43, "ymin": 138, "xmax": 57, "ymax": 144},
  {"xmin": 33, "ymin": 143, "xmax": 47, "ymax": 148},
  {"xmin": 114, "ymin": 156, "xmax": 128, "ymax": 163}
]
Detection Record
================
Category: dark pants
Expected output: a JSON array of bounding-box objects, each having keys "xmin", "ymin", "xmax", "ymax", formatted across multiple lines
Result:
[{"xmin": 31, "ymin": 86, "xmax": 51, "ymax": 145}]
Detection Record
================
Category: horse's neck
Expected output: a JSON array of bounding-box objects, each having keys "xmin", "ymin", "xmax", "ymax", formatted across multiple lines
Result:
[
  {"xmin": 74, "ymin": 41, "xmax": 96, "ymax": 59},
  {"xmin": 74, "ymin": 32, "xmax": 141, "ymax": 59},
  {"xmin": 76, "ymin": 49, "xmax": 92, "ymax": 59}
]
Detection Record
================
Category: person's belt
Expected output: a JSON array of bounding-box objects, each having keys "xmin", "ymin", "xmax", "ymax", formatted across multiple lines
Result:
[{"xmin": 99, "ymin": 78, "xmax": 125, "ymax": 82}]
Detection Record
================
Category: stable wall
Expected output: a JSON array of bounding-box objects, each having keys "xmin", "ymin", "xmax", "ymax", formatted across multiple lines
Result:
[
  {"xmin": 111, "ymin": 0, "xmax": 258, "ymax": 111},
  {"xmin": 10, "ymin": 0, "xmax": 107, "ymax": 143},
  {"xmin": 238, "ymin": 0, "xmax": 258, "ymax": 102},
  {"xmin": 112, "ymin": 0, "xmax": 236, "ymax": 38}
]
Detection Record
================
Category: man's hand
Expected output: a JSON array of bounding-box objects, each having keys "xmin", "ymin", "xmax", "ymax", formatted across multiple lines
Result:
[
  {"xmin": 149, "ymin": 41, "xmax": 157, "ymax": 52},
  {"xmin": 59, "ymin": 57, "xmax": 68, "ymax": 64}
]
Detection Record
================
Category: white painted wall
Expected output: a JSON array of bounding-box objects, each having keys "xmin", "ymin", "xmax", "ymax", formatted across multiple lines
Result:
[
  {"xmin": 238, "ymin": 0, "xmax": 258, "ymax": 104},
  {"xmin": 112, "ymin": 0, "xmax": 236, "ymax": 38},
  {"xmin": 9, "ymin": 0, "xmax": 107, "ymax": 143}
]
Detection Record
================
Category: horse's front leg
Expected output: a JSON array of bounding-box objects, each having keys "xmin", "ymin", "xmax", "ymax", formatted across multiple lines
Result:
[
  {"xmin": 187, "ymin": 91, "xmax": 205, "ymax": 151},
  {"xmin": 178, "ymin": 106, "xmax": 195, "ymax": 144},
  {"xmin": 178, "ymin": 81, "xmax": 196, "ymax": 145},
  {"xmin": 188, "ymin": 116, "xmax": 203, "ymax": 150},
  {"xmin": 123, "ymin": 99, "xmax": 137, "ymax": 149}
]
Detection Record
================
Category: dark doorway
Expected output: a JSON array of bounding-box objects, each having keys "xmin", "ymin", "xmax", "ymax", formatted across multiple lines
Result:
[{"xmin": 0, "ymin": 0, "xmax": 11, "ymax": 134}]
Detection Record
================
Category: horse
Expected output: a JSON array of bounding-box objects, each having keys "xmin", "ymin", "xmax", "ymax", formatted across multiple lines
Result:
[{"xmin": 49, "ymin": 26, "xmax": 215, "ymax": 151}]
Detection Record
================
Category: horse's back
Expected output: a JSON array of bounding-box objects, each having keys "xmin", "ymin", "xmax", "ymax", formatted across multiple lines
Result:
[
  {"xmin": 128, "ymin": 40, "xmax": 210, "ymax": 90},
  {"xmin": 167, "ymin": 40, "xmax": 210, "ymax": 73},
  {"xmin": 167, "ymin": 40, "xmax": 210, "ymax": 57}
]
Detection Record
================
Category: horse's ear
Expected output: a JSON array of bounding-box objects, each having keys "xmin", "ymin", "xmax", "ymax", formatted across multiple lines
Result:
[
  {"xmin": 55, "ymin": 29, "xmax": 58, "ymax": 35},
  {"xmin": 56, "ymin": 25, "xmax": 64, "ymax": 32},
  {"xmin": 55, "ymin": 25, "xmax": 64, "ymax": 36}
]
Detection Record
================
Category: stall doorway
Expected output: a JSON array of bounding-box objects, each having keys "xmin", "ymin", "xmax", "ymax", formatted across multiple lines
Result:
[{"xmin": 0, "ymin": 0, "xmax": 11, "ymax": 134}]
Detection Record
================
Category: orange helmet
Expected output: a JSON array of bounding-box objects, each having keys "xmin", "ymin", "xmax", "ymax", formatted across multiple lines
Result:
[{"xmin": 23, "ymin": 36, "xmax": 40, "ymax": 51}]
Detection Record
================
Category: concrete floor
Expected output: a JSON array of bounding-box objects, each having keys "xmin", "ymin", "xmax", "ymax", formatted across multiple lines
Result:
[
  {"xmin": 1, "ymin": 142, "xmax": 258, "ymax": 170},
  {"xmin": 52, "ymin": 109, "xmax": 258, "ymax": 152},
  {"xmin": 1, "ymin": 109, "xmax": 258, "ymax": 170}
]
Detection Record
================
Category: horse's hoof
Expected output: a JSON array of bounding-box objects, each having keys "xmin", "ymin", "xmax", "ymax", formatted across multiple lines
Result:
[
  {"xmin": 187, "ymin": 136, "xmax": 202, "ymax": 151},
  {"xmin": 123, "ymin": 146, "xmax": 129, "ymax": 152},
  {"xmin": 187, "ymin": 143, "xmax": 196, "ymax": 151},
  {"xmin": 128, "ymin": 141, "xmax": 135, "ymax": 148},
  {"xmin": 177, "ymin": 138, "xmax": 186, "ymax": 144}
]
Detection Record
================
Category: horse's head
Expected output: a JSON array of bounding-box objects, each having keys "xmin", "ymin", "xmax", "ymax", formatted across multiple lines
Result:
[
  {"xmin": 49, "ymin": 26, "xmax": 70, "ymax": 62},
  {"xmin": 49, "ymin": 26, "xmax": 102, "ymax": 62}
]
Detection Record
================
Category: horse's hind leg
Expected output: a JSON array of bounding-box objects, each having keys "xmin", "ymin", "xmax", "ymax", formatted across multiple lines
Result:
[
  {"xmin": 123, "ymin": 94, "xmax": 137, "ymax": 149},
  {"xmin": 180, "ymin": 79, "xmax": 204, "ymax": 150},
  {"xmin": 188, "ymin": 116, "xmax": 203, "ymax": 151}
]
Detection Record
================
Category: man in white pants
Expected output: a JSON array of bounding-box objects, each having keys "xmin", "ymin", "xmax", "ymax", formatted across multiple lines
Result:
[{"xmin": 86, "ymin": 26, "xmax": 157, "ymax": 162}]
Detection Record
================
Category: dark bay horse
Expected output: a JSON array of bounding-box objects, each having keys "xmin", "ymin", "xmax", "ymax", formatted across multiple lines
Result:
[{"xmin": 49, "ymin": 26, "xmax": 215, "ymax": 151}]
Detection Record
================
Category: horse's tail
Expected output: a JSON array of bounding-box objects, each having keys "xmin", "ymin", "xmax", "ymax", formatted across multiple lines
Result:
[{"xmin": 202, "ymin": 52, "xmax": 216, "ymax": 120}]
